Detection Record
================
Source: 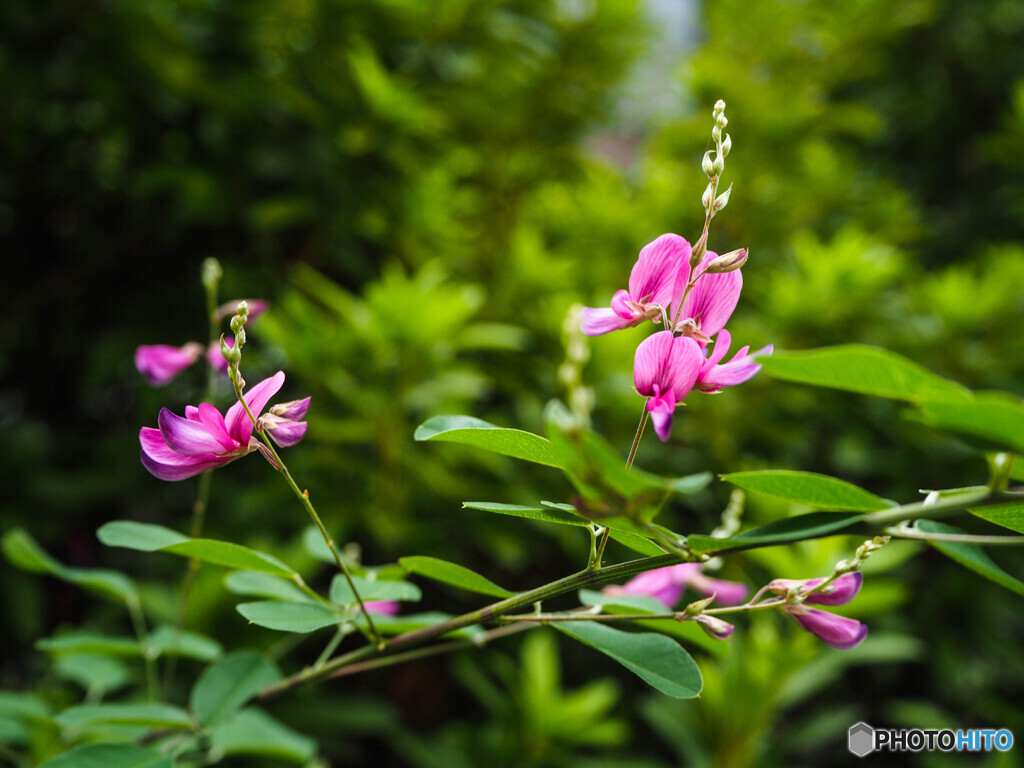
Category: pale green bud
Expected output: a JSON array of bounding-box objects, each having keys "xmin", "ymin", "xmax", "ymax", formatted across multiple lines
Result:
[
  {"xmin": 713, "ymin": 154, "xmax": 725, "ymax": 176},
  {"xmin": 201, "ymin": 258, "xmax": 223, "ymax": 293},
  {"xmin": 704, "ymin": 248, "xmax": 747, "ymax": 273},
  {"xmin": 714, "ymin": 99, "xmax": 726, "ymax": 115},
  {"xmin": 702, "ymin": 182, "xmax": 715, "ymax": 211},
  {"xmin": 712, "ymin": 125, "xmax": 722, "ymax": 143},
  {"xmin": 236, "ymin": 300, "xmax": 249, "ymax": 319},
  {"xmin": 712, "ymin": 183, "xmax": 733, "ymax": 212},
  {"xmin": 682, "ymin": 595, "xmax": 716, "ymax": 617},
  {"xmin": 690, "ymin": 231, "xmax": 708, "ymax": 268},
  {"xmin": 220, "ymin": 334, "xmax": 240, "ymax": 365},
  {"xmin": 717, "ymin": 114, "xmax": 728, "ymax": 129},
  {"xmin": 702, "ymin": 150, "xmax": 716, "ymax": 177},
  {"xmin": 236, "ymin": 328, "xmax": 246, "ymax": 348},
  {"xmin": 721, "ymin": 134, "xmax": 732, "ymax": 157}
]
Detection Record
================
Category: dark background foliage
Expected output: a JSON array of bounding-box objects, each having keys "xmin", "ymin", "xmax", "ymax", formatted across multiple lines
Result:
[{"xmin": 2, "ymin": 0, "xmax": 1024, "ymax": 765}]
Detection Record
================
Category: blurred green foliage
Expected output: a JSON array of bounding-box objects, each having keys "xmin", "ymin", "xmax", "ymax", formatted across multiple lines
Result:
[{"xmin": 3, "ymin": 0, "xmax": 1024, "ymax": 765}]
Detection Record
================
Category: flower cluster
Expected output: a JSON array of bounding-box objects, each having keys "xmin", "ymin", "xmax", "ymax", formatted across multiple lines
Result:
[
  {"xmin": 606, "ymin": 562, "xmax": 749, "ymax": 609},
  {"xmin": 135, "ymin": 300, "xmax": 268, "ymax": 386},
  {"xmin": 770, "ymin": 572, "xmax": 868, "ymax": 649},
  {"xmin": 139, "ymin": 371, "xmax": 308, "ymax": 481},
  {"xmin": 581, "ymin": 234, "xmax": 771, "ymax": 440}
]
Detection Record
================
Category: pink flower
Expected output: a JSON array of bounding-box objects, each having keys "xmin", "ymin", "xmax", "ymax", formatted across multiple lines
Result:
[
  {"xmin": 365, "ymin": 600, "xmax": 399, "ymax": 616},
  {"xmin": 781, "ymin": 606, "xmax": 868, "ymax": 650},
  {"xmin": 633, "ymin": 331, "xmax": 704, "ymax": 441},
  {"xmin": 580, "ymin": 234, "xmax": 690, "ymax": 336},
  {"xmin": 606, "ymin": 563, "xmax": 748, "ymax": 608},
  {"xmin": 259, "ymin": 397, "xmax": 311, "ymax": 447},
  {"xmin": 695, "ymin": 614, "xmax": 735, "ymax": 640},
  {"xmin": 139, "ymin": 371, "xmax": 308, "ymax": 481},
  {"xmin": 696, "ymin": 329, "xmax": 773, "ymax": 393},
  {"xmin": 673, "ymin": 251, "xmax": 743, "ymax": 344},
  {"xmin": 771, "ymin": 573, "xmax": 867, "ymax": 650},
  {"xmin": 135, "ymin": 343, "xmax": 205, "ymax": 386}
]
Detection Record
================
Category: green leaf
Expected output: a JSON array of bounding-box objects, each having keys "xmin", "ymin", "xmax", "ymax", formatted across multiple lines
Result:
[
  {"xmin": 190, "ymin": 651, "xmax": 281, "ymax": 726},
  {"xmin": 3, "ymin": 528, "xmax": 137, "ymax": 604},
  {"xmin": 762, "ymin": 345, "xmax": 967, "ymax": 402},
  {"xmin": 210, "ymin": 707, "xmax": 317, "ymax": 764},
  {"xmin": 555, "ymin": 623, "xmax": 702, "ymax": 698},
  {"xmin": 462, "ymin": 501, "xmax": 587, "ymax": 527},
  {"xmin": 917, "ymin": 520, "xmax": 1024, "ymax": 598},
  {"xmin": 914, "ymin": 393, "xmax": 1024, "ymax": 453},
  {"xmin": 148, "ymin": 626, "xmax": 224, "ymax": 662},
  {"xmin": 98, "ymin": 521, "xmax": 296, "ymax": 578},
  {"xmin": 223, "ymin": 570, "xmax": 311, "ymax": 602},
  {"xmin": 399, "ymin": 556, "xmax": 514, "ymax": 598},
  {"xmin": 37, "ymin": 743, "xmax": 173, "ymax": 768},
  {"xmin": 37, "ymin": 632, "xmax": 141, "ymax": 657},
  {"xmin": 54, "ymin": 654, "xmax": 132, "ymax": 695},
  {"xmin": 722, "ymin": 470, "xmax": 894, "ymax": 511},
  {"xmin": 236, "ymin": 601, "xmax": 343, "ymax": 633},
  {"xmin": 414, "ymin": 415, "xmax": 562, "ymax": 468},
  {"xmin": 687, "ymin": 511, "xmax": 866, "ymax": 554},
  {"xmin": 56, "ymin": 703, "xmax": 193, "ymax": 731},
  {"xmin": 0, "ymin": 691, "xmax": 53, "ymax": 721},
  {"xmin": 970, "ymin": 501, "xmax": 1024, "ymax": 534},
  {"xmin": 330, "ymin": 574, "xmax": 422, "ymax": 604}
]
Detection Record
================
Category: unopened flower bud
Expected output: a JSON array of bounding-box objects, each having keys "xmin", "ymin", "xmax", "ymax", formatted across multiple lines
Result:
[
  {"xmin": 690, "ymin": 232, "xmax": 708, "ymax": 268},
  {"xmin": 236, "ymin": 300, "xmax": 249, "ymax": 319},
  {"xmin": 236, "ymin": 328, "xmax": 246, "ymax": 348},
  {"xmin": 682, "ymin": 594, "xmax": 716, "ymax": 618},
  {"xmin": 713, "ymin": 183, "xmax": 733, "ymax": 212},
  {"xmin": 220, "ymin": 334, "xmax": 241, "ymax": 365},
  {"xmin": 713, "ymin": 99, "xmax": 726, "ymax": 115},
  {"xmin": 712, "ymin": 125, "xmax": 722, "ymax": 143},
  {"xmin": 201, "ymin": 258, "xmax": 223, "ymax": 293},
  {"xmin": 702, "ymin": 182, "xmax": 715, "ymax": 211},
  {"xmin": 702, "ymin": 150, "xmax": 716, "ymax": 177},
  {"xmin": 705, "ymin": 248, "xmax": 748, "ymax": 273},
  {"xmin": 712, "ymin": 154, "xmax": 725, "ymax": 176},
  {"xmin": 717, "ymin": 115, "xmax": 728, "ymax": 129},
  {"xmin": 696, "ymin": 614, "xmax": 734, "ymax": 640},
  {"xmin": 230, "ymin": 316, "xmax": 244, "ymax": 334},
  {"xmin": 721, "ymin": 134, "xmax": 732, "ymax": 157}
]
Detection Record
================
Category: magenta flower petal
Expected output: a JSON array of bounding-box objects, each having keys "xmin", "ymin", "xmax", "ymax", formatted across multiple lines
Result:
[
  {"xmin": 688, "ymin": 572, "xmax": 750, "ymax": 606},
  {"xmin": 646, "ymin": 396, "xmax": 676, "ymax": 442},
  {"xmin": 634, "ymin": 332, "xmax": 703, "ymax": 400},
  {"xmin": 139, "ymin": 428, "xmax": 226, "ymax": 481},
  {"xmin": 266, "ymin": 418, "xmax": 308, "ymax": 448},
  {"xmin": 270, "ymin": 397, "xmax": 311, "ymax": 421},
  {"xmin": 676, "ymin": 252, "xmax": 743, "ymax": 339},
  {"xmin": 224, "ymin": 371, "xmax": 286, "ymax": 444},
  {"xmin": 158, "ymin": 408, "xmax": 234, "ymax": 455},
  {"xmin": 785, "ymin": 606, "xmax": 868, "ymax": 650},
  {"xmin": 580, "ymin": 306, "xmax": 635, "ymax": 336},
  {"xmin": 365, "ymin": 600, "xmax": 399, "ymax": 616},
  {"xmin": 196, "ymin": 402, "xmax": 236, "ymax": 451},
  {"xmin": 618, "ymin": 565, "xmax": 687, "ymax": 608},
  {"xmin": 770, "ymin": 572, "xmax": 863, "ymax": 606},
  {"xmin": 696, "ymin": 614, "xmax": 735, "ymax": 640},
  {"xmin": 629, "ymin": 234, "xmax": 690, "ymax": 308},
  {"xmin": 135, "ymin": 343, "xmax": 204, "ymax": 386},
  {"xmin": 697, "ymin": 329, "xmax": 773, "ymax": 393}
]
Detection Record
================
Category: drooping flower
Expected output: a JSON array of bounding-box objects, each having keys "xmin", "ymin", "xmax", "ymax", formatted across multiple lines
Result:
[
  {"xmin": 771, "ymin": 573, "xmax": 868, "ymax": 649},
  {"xmin": 364, "ymin": 600, "xmax": 399, "ymax": 616},
  {"xmin": 140, "ymin": 371, "xmax": 308, "ymax": 481},
  {"xmin": 633, "ymin": 331, "xmax": 704, "ymax": 441},
  {"xmin": 695, "ymin": 614, "xmax": 735, "ymax": 640},
  {"xmin": 258, "ymin": 397, "xmax": 311, "ymax": 447},
  {"xmin": 135, "ymin": 343, "xmax": 205, "ymax": 387},
  {"xmin": 606, "ymin": 563, "xmax": 748, "ymax": 608},
  {"xmin": 781, "ymin": 606, "xmax": 868, "ymax": 650},
  {"xmin": 580, "ymin": 234, "xmax": 690, "ymax": 336},
  {"xmin": 696, "ymin": 329, "xmax": 773, "ymax": 393},
  {"xmin": 673, "ymin": 250, "xmax": 743, "ymax": 344}
]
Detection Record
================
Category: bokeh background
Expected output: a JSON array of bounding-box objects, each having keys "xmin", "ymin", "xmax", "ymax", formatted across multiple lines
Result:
[{"xmin": 3, "ymin": 0, "xmax": 1024, "ymax": 765}]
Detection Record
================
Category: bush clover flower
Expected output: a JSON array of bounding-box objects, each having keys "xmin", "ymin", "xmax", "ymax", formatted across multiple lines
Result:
[
  {"xmin": 770, "ymin": 573, "xmax": 868, "ymax": 650},
  {"xmin": 139, "ymin": 371, "xmax": 309, "ymax": 480},
  {"xmin": 696, "ymin": 329, "xmax": 773, "ymax": 393},
  {"xmin": 605, "ymin": 563, "xmax": 748, "ymax": 608},
  {"xmin": 633, "ymin": 331, "xmax": 704, "ymax": 441},
  {"xmin": 135, "ymin": 343, "xmax": 205, "ymax": 387},
  {"xmin": 580, "ymin": 234, "xmax": 689, "ymax": 336}
]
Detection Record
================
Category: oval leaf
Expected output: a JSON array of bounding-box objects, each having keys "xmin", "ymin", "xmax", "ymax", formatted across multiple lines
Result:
[
  {"xmin": 414, "ymin": 415, "xmax": 562, "ymax": 468},
  {"xmin": 37, "ymin": 743, "xmax": 173, "ymax": 768},
  {"xmin": 914, "ymin": 393, "xmax": 1024, "ymax": 454},
  {"xmin": 56, "ymin": 703, "xmax": 193, "ymax": 731},
  {"xmin": 99, "ymin": 521, "xmax": 296, "ymax": 578},
  {"xmin": 330, "ymin": 574, "xmax": 422, "ymax": 604},
  {"xmin": 224, "ymin": 571, "xmax": 311, "ymax": 602},
  {"xmin": 236, "ymin": 601, "xmax": 343, "ymax": 633},
  {"xmin": 555, "ymin": 623, "xmax": 702, "ymax": 698},
  {"xmin": 210, "ymin": 707, "xmax": 316, "ymax": 764},
  {"xmin": 970, "ymin": 501, "xmax": 1024, "ymax": 534},
  {"xmin": 399, "ymin": 556, "xmax": 514, "ymax": 598},
  {"xmin": 190, "ymin": 650, "xmax": 281, "ymax": 726},
  {"xmin": 917, "ymin": 520, "xmax": 1024, "ymax": 598},
  {"xmin": 762, "ymin": 345, "xmax": 967, "ymax": 402},
  {"xmin": 722, "ymin": 471, "xmax": 894, "ymax": 511}
]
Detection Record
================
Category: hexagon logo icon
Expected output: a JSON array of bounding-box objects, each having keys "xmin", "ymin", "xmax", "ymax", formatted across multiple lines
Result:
[{"xmin": 848, "ymin": 722, "xmax": 875, "ymax": 757}]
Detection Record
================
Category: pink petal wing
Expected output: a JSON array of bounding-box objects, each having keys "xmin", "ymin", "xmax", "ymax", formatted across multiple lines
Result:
[
  {"xmin": 140, "ymin": 427, "xmax": 225, "ymax": 481},
  {"xmin": 267, "ymin": 419, "xmax": 308, "ymax": 448},
  {"xmin": 580, "ymin": 306, "xmax": 635, "ymax": 336},
  {"xmin": 225, "ymin": 371, "xmax": 286, "ymax": 444},
  {"xmin": 135, "ymin": 344, "xmax": 202, "ymax": 386},
  {"xmin": 629, "ymin": 234, "xmax": 690, "ymax": 307},
  {"xmin": 196, "ymin": 402, "xmax": 236, "ymax": 451},
  {"xmin": 158, "ymin": 408, "xmax": 231, "ymax": 455},
  {"xmin": 788, "ymin": 607, "xmax": 868, "ymax": 650},
  {"xmin": 633, "ymin": 331, "xmax": 676, "ymax": 395},
  {"xmin": 662, "ymin": 336, "xmax": 703, "ymax": 402}
]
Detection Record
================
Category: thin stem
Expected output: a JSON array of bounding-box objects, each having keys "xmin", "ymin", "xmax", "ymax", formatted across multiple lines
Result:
[
  {"xmin": 315, "ymin": 626, "xmax": 348, "ymax": 669},
  {"xmin": 229, "ymin": 365, "xmax": 382, "ymax": 646},
  {"xmin": 499, "ymin": 599, "xmax": 787, "ymax": 624},
  {"xmin": 885, "ymin": 525, "xmax": 1024, "ymax": 545},
  {"xmin": 127, "ymin": 597, "xmax": 157, "ymax": 701}
]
